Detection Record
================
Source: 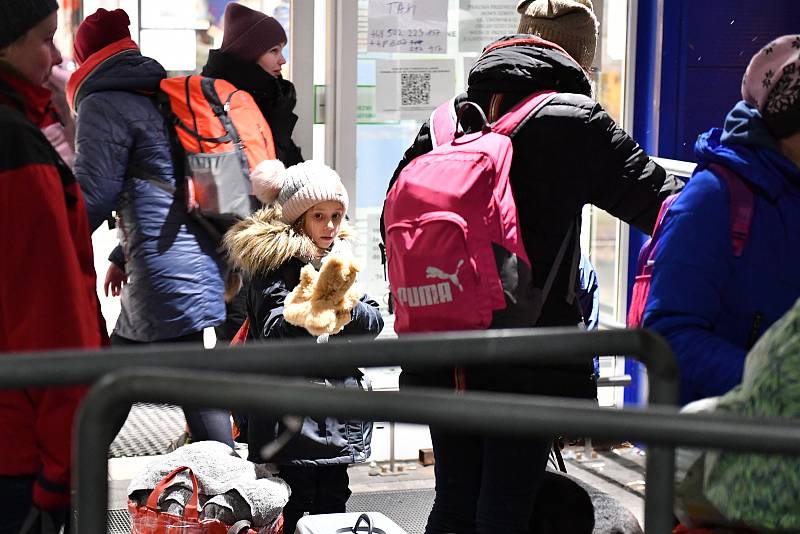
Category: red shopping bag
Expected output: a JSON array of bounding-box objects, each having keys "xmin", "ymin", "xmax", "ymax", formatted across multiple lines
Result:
[{"xmin": 128, "ymin": 466, "xmax": 282, "ymax": 534}]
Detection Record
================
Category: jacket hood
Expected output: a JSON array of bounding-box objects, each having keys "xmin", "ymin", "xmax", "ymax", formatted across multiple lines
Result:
[
  {"xmin": 68, "ymin": 39, "xmax": 165, "ymax": 111},
  {"xmin": 720, "ymin": 101, "xmax": 779, "ymax": 151},
  {"xmin": 223, "ymin": 205, "xmax": 354, "ymax": 276},
  {"xmin": 468, "ymin": 35, "xmax": 592, "ymax": 98},
  {"xmin": 695, "ymin": 101, "xmax": 800, "ymax": 200}
]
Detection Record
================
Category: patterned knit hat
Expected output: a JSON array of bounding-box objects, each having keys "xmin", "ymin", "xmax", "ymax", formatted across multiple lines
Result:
[
  {"xmin": 0, "ymin": 0, "xmax": 58, "ymax": 50},
  {"xmin": 742, "ymin": 35, "xmax": 800, "ymax": 139},
  {"xmin": 516, "ymin": 0, "xmax": 598, "ymax": 70},
  {"xmin": 220, "ymin": 3, "xmax": 287, "ymax": 63},
  {"xmin": 250, "ymin": 160, "xmax": 349, "ymax": 224}
]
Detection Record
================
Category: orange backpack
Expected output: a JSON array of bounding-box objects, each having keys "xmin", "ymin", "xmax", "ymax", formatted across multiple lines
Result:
[{"xmin": 158, "ymin": 75, "xmax": 277, "ymax": 223}]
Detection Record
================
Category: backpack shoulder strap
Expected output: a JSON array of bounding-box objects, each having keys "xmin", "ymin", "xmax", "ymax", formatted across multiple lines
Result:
[
  {"xmin": 708, "ymin": 163, "xmax": 754, "ymax": 258},
  {"xmin": 429, "ymin": 95, "xmax": 459, "ymax": 149},
  {"xmin": 640, "ymin": 192, "xmax": 680, "ymax": 274},
  {"xmin": 492, "ymin": 90, "xmax": 558, "ymax": 137}
]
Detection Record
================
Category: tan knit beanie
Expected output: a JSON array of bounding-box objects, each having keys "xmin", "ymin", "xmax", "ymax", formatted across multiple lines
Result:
[
  {"xmin": 251, "ymin": 160, "xmax": 349, "ymax": 224},
  {"xmin": 516, "ymin": 0, "xmax": 598, "ymax": 70}
]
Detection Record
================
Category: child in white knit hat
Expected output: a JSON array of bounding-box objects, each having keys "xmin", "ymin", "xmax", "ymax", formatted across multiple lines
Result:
[{"xmin": 224, "ymin": 160, "xmax": 383, "ymax": 534}]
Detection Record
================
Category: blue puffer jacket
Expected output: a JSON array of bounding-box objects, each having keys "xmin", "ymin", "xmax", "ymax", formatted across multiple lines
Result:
[
  {"xmin": 72, "ymin": 47, "xmax": 225, "ymax": 341},
  {"xmin": 643, "ymin": 101, "xmax": 800, "ymax": 404}
]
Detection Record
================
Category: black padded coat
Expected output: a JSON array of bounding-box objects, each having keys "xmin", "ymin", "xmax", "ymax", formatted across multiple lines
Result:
[{"xmin": 384, "ymin": 36, "xmax": 684, "ymax": 399}]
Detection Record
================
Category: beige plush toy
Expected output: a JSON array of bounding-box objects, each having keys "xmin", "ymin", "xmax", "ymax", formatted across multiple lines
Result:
[{"xmin": 284, "ymin": 255, "xmax": 363, "ymax": 336}]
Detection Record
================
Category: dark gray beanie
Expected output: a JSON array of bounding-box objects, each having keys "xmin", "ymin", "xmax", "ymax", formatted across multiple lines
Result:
[{"xmin": 0, "ymin": 0, "xmax": 59, "ymax": 50}]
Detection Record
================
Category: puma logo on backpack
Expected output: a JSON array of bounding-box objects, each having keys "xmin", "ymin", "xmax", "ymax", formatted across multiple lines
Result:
[{"xmin": 427, "ymin": 260, "xmax": 464, "ymax": 291}]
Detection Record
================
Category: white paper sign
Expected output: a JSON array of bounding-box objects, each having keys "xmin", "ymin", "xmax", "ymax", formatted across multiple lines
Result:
[
  {"xmin": 458, "ymin": 0, "xmax": 519, "ymax": 53},
  {"xmin": 139, "ymin": 29, "xmax": 197, "ymax": 72},
  {"xmin": 141, "ymin": 0, "xmax": 209, "ymax": 30},
  {"xmin": 367, "ymin": 0, "xmax": 448, "ymax": 54},
  {"xmin": 376, "ymin": 59, "xmax": 455, "ymax": 120}
]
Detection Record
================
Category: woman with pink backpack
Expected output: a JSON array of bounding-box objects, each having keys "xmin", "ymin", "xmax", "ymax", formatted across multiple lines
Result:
[{"xmin": 381, "ymin": 1, "xmax": 682, "ymax": 532}]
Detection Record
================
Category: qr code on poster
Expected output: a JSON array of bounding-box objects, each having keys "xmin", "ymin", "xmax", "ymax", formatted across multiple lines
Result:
[{"xmin": 401, "ymin": 72, "xmax": 431, "ymax": 106}]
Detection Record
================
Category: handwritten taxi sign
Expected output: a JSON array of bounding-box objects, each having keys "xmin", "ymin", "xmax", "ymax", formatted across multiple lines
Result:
[{"xmin": 367, "ymin": 0, "xmax": 448, "ymax": 54}]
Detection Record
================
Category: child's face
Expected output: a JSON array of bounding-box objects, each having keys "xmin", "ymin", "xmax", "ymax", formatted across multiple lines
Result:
[
  {"xmin": 256, "ymin": 42, "xmax": 286, "ymax": 78},
  {"xmin": 302, "ymin": 201, "xmax": 345, "ymax": 249},
  {"xmin": 0, "ymin": 12, "xmax": 61, "ymax": 86}
]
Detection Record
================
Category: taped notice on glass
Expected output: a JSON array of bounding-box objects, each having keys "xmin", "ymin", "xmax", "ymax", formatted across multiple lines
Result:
[
  {"xmin": 458, "ymin": 0, "xmax": 519, "ymax": 53},
  {"xmin": 376, "ymin": 59, "xmax": 455, "ymax": 120},
  {"xmin": 141, "ymin": 0, "xmax": 209, "ymax": 30},
  {"xmin": 368, "ymin": 0, "xmax": 448, "ymax": 54}
]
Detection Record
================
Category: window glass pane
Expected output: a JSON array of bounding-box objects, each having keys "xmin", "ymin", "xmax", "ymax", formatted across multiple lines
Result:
[
  {"xmin": 595, "ymin": 0, "xmax": 627, "ymax": 122},
  {"xmin": 591, "ymin": 208, "xmax": 619, "ymax": 320},
  {"xmin": 353, "ymin": 0, "xmax": 631, "ymax": 319},
  {"xmin": 72, "ymin": 1, "xmax": 291, "ymax": 77},
  {"xmin": 354, "ymin": 0, "xmax": 472, "ymax": 310},
  {"xmin": 590, "ymin": 0, "xmax": 628, "ymax": 324}
]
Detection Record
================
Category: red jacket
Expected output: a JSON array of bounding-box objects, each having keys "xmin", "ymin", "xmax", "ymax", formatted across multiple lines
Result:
[{"xmin": 0, "ymin": 66, "xmax": 106, "ymax": 510}]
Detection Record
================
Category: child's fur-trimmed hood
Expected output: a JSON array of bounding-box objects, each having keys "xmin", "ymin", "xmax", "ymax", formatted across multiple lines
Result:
[{"xmin": 223, "ymin": 205, "xmax": 354, "ymax": 276}]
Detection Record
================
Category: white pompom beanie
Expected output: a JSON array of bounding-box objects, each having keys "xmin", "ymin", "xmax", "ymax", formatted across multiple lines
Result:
[{"xmin": 250, "ymin": 159, "xmax": 349, "ymax": 224}]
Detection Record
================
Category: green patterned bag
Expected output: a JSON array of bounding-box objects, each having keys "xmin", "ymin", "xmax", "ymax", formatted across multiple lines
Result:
[{"xmin": 703, "ymin": 297, "xmax": 800, "ymax": 531}]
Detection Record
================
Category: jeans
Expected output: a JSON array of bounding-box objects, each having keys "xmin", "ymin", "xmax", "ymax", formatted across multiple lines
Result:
[
  {"xmin": 278, "ymin": 464, "xmax": 351, "ymax": 534},
  {"xmin": 110, "ymin": 331, "xmax": 234, "ymax": 448},
  {"xmin": 425, "ymin": 428, "xmax": 551, "ymax": 534}
]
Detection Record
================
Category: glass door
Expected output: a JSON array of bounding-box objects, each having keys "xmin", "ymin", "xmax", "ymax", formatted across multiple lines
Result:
[
  {"xmin": 77, "ymin": 0, "xmax": 304, "ymax": 345},
  {"xmin": 327, "ymin": 0, "xmax": 633, "ymax": 321}
]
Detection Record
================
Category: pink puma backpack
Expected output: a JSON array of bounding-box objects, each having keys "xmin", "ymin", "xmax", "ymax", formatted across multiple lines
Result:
[{"xmin": 384, "ymin": 91, "xmax": 558, "ymax": 334}]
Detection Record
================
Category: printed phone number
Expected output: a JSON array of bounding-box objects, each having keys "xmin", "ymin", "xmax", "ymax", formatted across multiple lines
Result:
[
  {"xmin": 368, "ymin": 39, "xmax": 445, "ymax": 53},
  {"xmin": 369, "ymin": 29, "xmax": 443, "ymax": 38}
]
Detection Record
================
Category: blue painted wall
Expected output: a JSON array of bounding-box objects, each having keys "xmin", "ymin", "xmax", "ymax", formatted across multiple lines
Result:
[{"xmin": 657, "ymin": 1, "xmax": 800, "ymax": 161}]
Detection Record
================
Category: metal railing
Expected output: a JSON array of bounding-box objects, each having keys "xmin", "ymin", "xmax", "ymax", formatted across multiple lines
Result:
[
  {"xmin": 76, "ymin": 368, "xmax": 800, "ymax": 534},
  {"xmin": 0, "ymin": 328, "xmax": 675, "ymax": 395},
  {"xmin": 0, "ymin": 329, "xmax": 678, "ymax": 531}
]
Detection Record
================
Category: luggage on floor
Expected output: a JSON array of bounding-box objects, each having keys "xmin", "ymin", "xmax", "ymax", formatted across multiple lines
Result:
[
  {"xmin": 127, "ymin": 442, "xmax": 289, "ymax": 534},
  {"xmin": 129, "ymin": 466, "xmax": 282, "ymax": 534},
  {"xmin": 294, "ymin": 512, "xmax": 407, "ymax": 534}
]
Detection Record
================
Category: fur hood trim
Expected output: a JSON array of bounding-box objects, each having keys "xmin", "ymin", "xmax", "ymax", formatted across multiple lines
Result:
[{"xmin": 223, "ymin": 205, "xmax": 354, "ymax": 275}]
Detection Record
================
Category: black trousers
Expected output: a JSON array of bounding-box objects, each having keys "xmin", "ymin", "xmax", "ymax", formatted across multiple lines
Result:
[
  {"xmin": 278, "ymin": 464, "xmax": 351, "ymax": 534},
  {"xmin": 110, "ymin": 331, "xmax": 234, "ymax": 448},
  {"xmin": 0, "ymin": 475, "xmax": 69, "ymax": 534},
  {"xmin": 425, "ymin": 428, "xmax": 551, "ymax": 534}
]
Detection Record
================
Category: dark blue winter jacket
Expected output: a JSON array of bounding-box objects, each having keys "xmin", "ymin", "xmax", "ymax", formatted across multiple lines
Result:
[
  {"xmin": 643, "ymin": 101, "xmax": 800, "ymax": 404},
  {"xmin": 224, "ymin": 207, "xmax": 383, "ymax": 465},
  {"xmin": 72, "ymin": 48, "xmax": 226, "ymax": 341}
]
